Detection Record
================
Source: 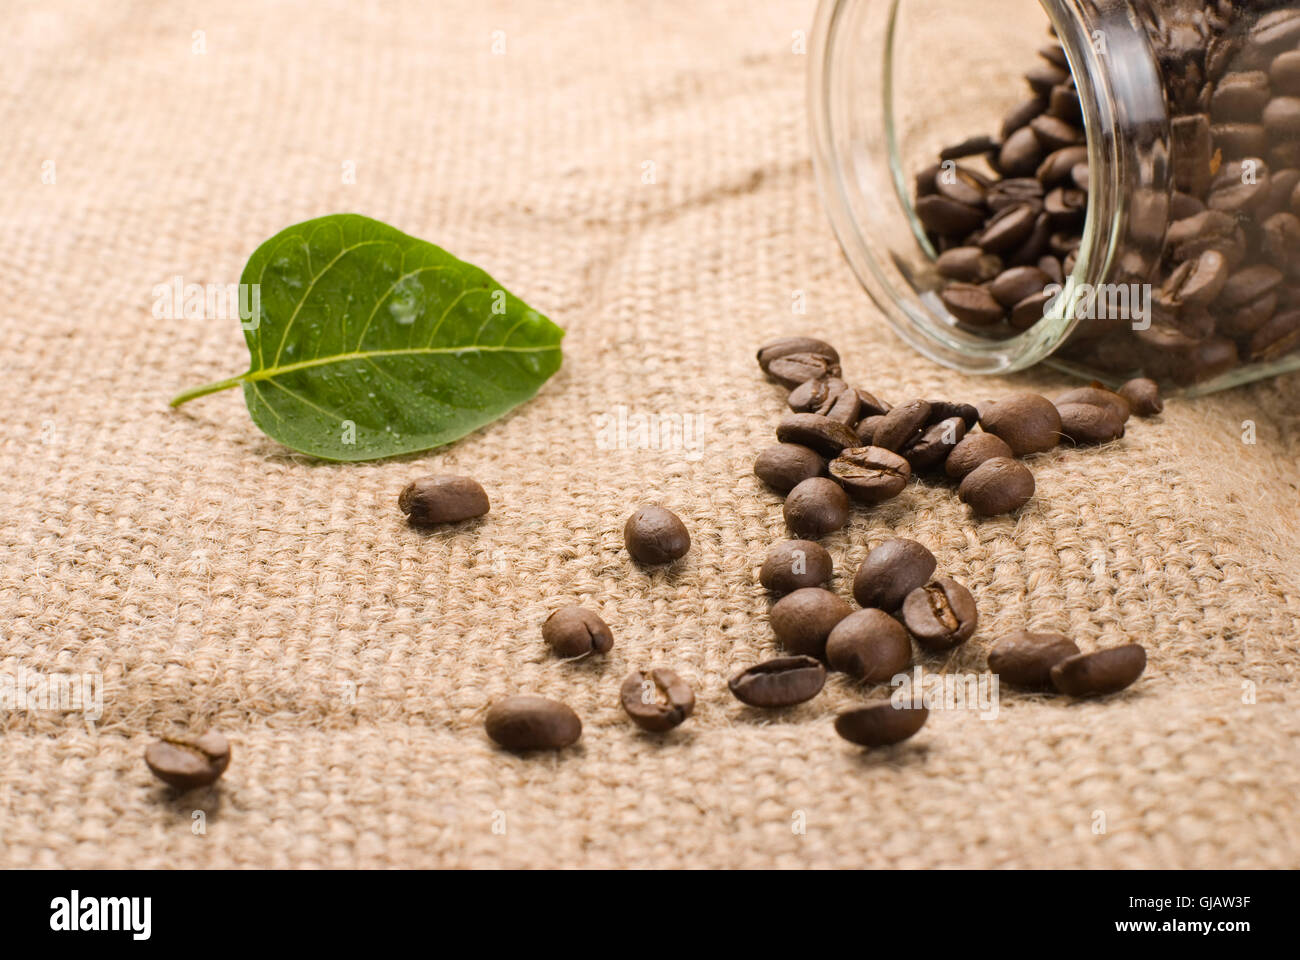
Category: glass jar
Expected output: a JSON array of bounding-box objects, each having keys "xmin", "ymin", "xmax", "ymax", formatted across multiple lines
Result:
[{"xmin": 809, "ymin": 0, "xmax": 1300, "ymax": 393}]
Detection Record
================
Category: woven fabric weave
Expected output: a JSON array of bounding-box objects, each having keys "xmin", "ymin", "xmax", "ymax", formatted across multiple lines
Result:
[{"xmin": 1, "ymin": 0, "xmax": 1298, "ymax": 868}]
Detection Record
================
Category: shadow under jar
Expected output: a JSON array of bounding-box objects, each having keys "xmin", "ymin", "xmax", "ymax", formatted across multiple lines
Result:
[{"xmin": 810, "ymin": 0, "xmax": 1300, "ymax": 393}]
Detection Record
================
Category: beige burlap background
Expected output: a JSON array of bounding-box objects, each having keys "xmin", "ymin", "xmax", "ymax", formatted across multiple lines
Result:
[{"xmin": 2, "ymin": 0, "xmax": 1299, "ymax": 869}]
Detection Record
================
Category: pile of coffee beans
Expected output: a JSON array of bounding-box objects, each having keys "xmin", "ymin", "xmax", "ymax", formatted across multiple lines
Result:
[{"xmin": 918, "ymin": 8, "xmax": 1300, "ymax": 383}]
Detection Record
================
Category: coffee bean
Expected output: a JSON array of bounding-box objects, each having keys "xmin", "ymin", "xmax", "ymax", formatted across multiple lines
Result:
[
  {"xmin": 872, "ymin": 399, "xmax": 932, "ymax": 452},
  {"xmin": 986, "ymin": 178, "xmax": 1043, "ymax": 212},
  {"xmin": 997, "ymin": 127, "xmax": 1043, "ymax": 178},
  {"xmin": 854, "ymin": 414, "xmax": 885, "ymax": 446},
  {"xmin": 1025, "ymin": 61, "xmax": 1069, "ymax": 97},
  {"xmin": 987, "ymin": 631, "xmax": 1080, "ymax": 688},
  {"xmin": 936, "ymin": 246, "xmax": 1002, "ymax": 283},
  {"xmin": 728, "ymin": 656, "xmax": 826, "ymax": 708},
  {"xmin": 784, "ymin": 477, "xmax": 850, "ymax": 538},
  {"xmin": 940, "ymin": 283, "xmax": 1005, "ymax": 326},
  {"xmin": 979, "ymin": 393, "xmax": 1060, "ymax": 455},
  {"xmin": 828, "ymin": 445, "xmax": 910, "ymax": 503},
  {"xmin": 624, "ymin": 505, "xmax": 690, "ymax": 565},
  {"xmin": 399, "ymin": 476, "xmax": 490, "ymax": 526},
  {"xmin": 834, "ymin": 702, "xmax": 929, "ymax": 747},
  {"xmin": 1050, "ymin": 644, "xmax": 1147, "ymax": 696},
  {"xmin": 1044, "ymin": 186, "xmax": 1086, "ymax": 225},
  {"xmin": 776, "ymin": 413, "xmax": 859, "ymax": 458},
  {"xmin": 901, "ymin": 577, "xmax": 978, "ymax": 651},
  {"xmin": 926, "ymin": 401, "xmax": 980, "ymax": 428},
  {"xmin": 1117, "ymin": 378, "xmax": 1162, "ymax": 416},
  {"xmin": 958, "ymin": 456, "xmax": 1035, "ymax": 516},
  {"xmin": 902, "ymin": 417, "xmax": 966, "ymax": 471},
  {"xmin": 916, "ymin": 194, "xmax": 986, "ymax": 235},
  {"xmin": 977, "ymin": 203, "xmax": 1038, "ymax": 253},
  {"xmin": 766, "ymin": 352, "xmax": 842, "ymax": 389},
  {"xmin": 1166, "ymin": 249, "xmax": 1230, "ymax": 306},
  {"xmin": 852, "ymin": 538, "xmax": 936, "ymax": 612},
  {"xmin": 485, "ymin": 695, "xmax": 582, "ymax": 750},
  {"xmin": 1208, "ymin": 159, "xmax": 1271, "ymax": 214},
  {"xmin": 1070, "ymin": 163, "xmax": 1089, "ymax": 191},
  {"xmin": 754, "ymin": 443, "xmax": 826, "ymax": 493},
  {"xmin": 1213, "ymin": 122, "xmax": 1268, "ymax": 159},
  {"xmin": 944, "ymin": 431, "xmax": 1014, "ymax": 479},
  {"xmin": 542, "ymin": 605, "xmax": 614, "ymax": 658},
  {"xmin": 786, "ymin": 376, "xmax": 862, "ymax": 425},
  {"xmin": 620, "ymin": 668, "xmax": 695, "ymax": 732},
  {"xmin": 144, "ymin": 731, "xmax": 230, "ymax": 791},
  {"xmin": 934, "ymin": 164, "xmax": 989, "ymax": 206},
  {"xmin": 1211, "ymin": 72, "xmax": 1271, "ymax": 121},
  {"xmin": 1010, "ymin": 291, "xmax": 1054, "ymax": 329},
  {"xmin": 855, "ymin": 388, "xmax": 891, "ymax": 417},
  {"xmin": 1001, "ymin": 96, "xmax": 1048, "ymax": 140},
  {"xmin": 1265, "ymin": 96, "xmax": 1300, "ymax": 137},
  {"xmin": 1271, "ymin": 50, "xmax": 1300, "ymax": 96},
  {"xmin": 1248, "ymin": 308, "xmax": 1300, "ymax": 360},
  {"xmin": 825, "ymin": 609, "xmax": 912, "ymax": 682},
  {"xmin": 1218, "ymin": 264, "xmax": 1284, "ymax": 310},
  {"xmin": 939, "ymin": 135, "xmax": 1001, "ymax": 161},
  {"xmin": 990, "ymin": 266, "xmax": 1051, "ymax": 308},
  {"xmin": 770, "ymin": 587, "xmax": 852, "ymax": 658},
  {"xmin": 1262, "ymin": 212, "xmax": 1300, "ymax": 269},
  {"xmin": 1054, "ymin": 385, "xmax": 1130, "ymax": 422},
  {"xmin": 756, "ymin": 336, "xmax": 840, "ymax": 375},
  {"xmin": 1057, "ymin": 402, "xmax": 1126, "ymax": 445},
  {"xmin": 760, "ymin": 540, "xmax": 834, "ymax": 594},
  {"xmin": 1029, "ymin": 114, "xmax": 1082, "ymax": 152}
]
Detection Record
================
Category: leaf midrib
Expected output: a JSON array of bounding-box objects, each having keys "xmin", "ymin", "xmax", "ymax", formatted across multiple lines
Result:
[{"xmin": 244, "ymin": 342, "xmax": 559, "ymax": 384}]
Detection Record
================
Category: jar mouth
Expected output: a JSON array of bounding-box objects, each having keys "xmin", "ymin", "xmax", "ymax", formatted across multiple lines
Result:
[{"xmin": 808, "ymin": 0, "xmax": 1164, "ymax": 377}]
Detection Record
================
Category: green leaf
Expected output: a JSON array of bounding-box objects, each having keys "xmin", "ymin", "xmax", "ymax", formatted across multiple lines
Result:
[{"xmin": 171, "ymin": 214, "xmax": 564, "ymax": 461}]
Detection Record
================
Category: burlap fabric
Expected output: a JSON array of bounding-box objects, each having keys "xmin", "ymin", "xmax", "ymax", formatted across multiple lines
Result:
[{"xmin": 2, "ymin": 0, "xmax": 1298, "ymax": 869}]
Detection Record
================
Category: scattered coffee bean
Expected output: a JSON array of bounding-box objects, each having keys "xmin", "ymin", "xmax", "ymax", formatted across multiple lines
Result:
[
  {"xmin": 944, "ymin": 431, "xmax": 1015, "ymax": 479},
  {"xmin": 754, "ymin": 443, "xmax": 826, "ymax": 492},
  {"xmin": 729, "ymin": 656, "xmax": 826, "ymax": 708},
  {"xmin": 784, "ymin": 477, "xmax": 850, "ymax": 538},
  {"xmin": 485, "ymin": 695, "xmax": 582, "ymax": 750},
  {"xmin": 399, "ymin": 476, "xmax": 490, "ymax": 526},
  {"xmin": 901, "ymin": 577, "xmax": 978, "ymax": 651},
  {"xmin": 757, "ymin": 336, "xmax": 840, "ymax": 378},
  {"xmin": 853, "ymin": 538, "xmax": 937, "ymax": 612},
  {"xmin": 855, "ymin": 387, "xmax": 891, "ymax": 416},
  {"xmin": 902, "ymin": 416, "xmax": 966, "ymax": 471},
  {"xmin": 834, "ymin": 702, "xmax": 929, "ymax": 747},
  {"xmin": 825, "ymin": 609, "xmax": 912, "ymax": 682},
  {"xmin": 144, "ymin": 731, "xmax": 230, "ymax": 791},
  {"xmin": 1050, "ymin": 644, "xmax": 1147, "ymax": 696},
  {"xmin": 958, "ymin": 456, "xmax": 1035, "ymax": 516},
  {"xmin": 1057, "ymin": 401, "xmax": 1126, "ymax": 445},
  {"xmin": 620, "ymin": 668, "xmax": 695, "ymax": 732},
  {"xmin": 854, "ymin": 414, "xmax": 885, "ymax": 446},
  {"xmin": 979, "ymin": 392, "xmax": 1061, "ymax": 455},
  {"xmin": 542, "ymin": 605, "xmax": 614, "ymax": 658},
  {"xmin": 872, "ymin": 399, "xmax": 932, "ymax": 451},
  {"xmin": 787, "ymin": 377, "xmax": 861, "ymax": 424},
  {"xmin": 776, "ymin": 413, "xmax": 859, "ymax": 457},
  {"xmin": 1054, "ymin": 385, "xmax": 1130, "ymax": 422},
  {"xmin": 760, "ymin": 540, "xmax": 834, "ymax": 594},
  {"xmin": 624, "ymin": 505, "xmax": 691, "ymax": 565},
  {"xmin": 770, "ymin": 587, "xmax": 852, "ymax": 658},
  {"xmin": 828, "ymin": 445, "xmax": 911, "ymax": 503},
  {"xmin": 1117, "ymin": 378, "xmax": 1162, "ymax": 416},
  {"xmin": 987, "ymin": 631, "xmax": 1080, "ymax": 688}
]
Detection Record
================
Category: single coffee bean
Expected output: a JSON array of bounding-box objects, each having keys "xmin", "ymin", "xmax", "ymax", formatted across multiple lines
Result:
[
  {"xmin": 1010, "ymin": 290, "xmax": 1053, "ymax": 329},
  {"xmin": 1037, "ymin": 145, "xmax": 1088, "ymax": 185},
  {"xmin": 399, "ymin": 476, "xmax": 490, "ymax": 526},
  {"xmin": 1217, "ymin": 264, "xmax": 1284, "ymax": 310},
  {"xmin": 998, "ymin": 126, "xmax": 1043, "ymax": 177},
  {"xmin": 1117, "ymin": 378, "xmax": 1162, "ymax": 416},
  {"xmin": 934, "ymin": 164, "xmax": 988, "ymax": 206},
  {"xmin": 986, "ymin": 178, "xmax": 1043, "ymax": 212},
  {"xmin": 620, "ymin": 668, "xmax": 695, "ymax": 732},
  {"xmin": 958, "ymin": 456, "xmax": 1035, "ymax": 516},
  {"xmin": 756, "ymin": 336, "xmax": 840, "ymax": 374},
  {"xmin": 1057, "ymin": 402, "xmax": 1126, "ymax": 445},
  {"xmin": 1247, "ymin": 308, "xmax": 1300, "ymax": 361},
  {"xmin": 940, "ymin": 283, "xmax": 1005, "ymax": 326},
  {"xmin": 760, "ymin": 540, "xmax": 834, "ymax": 594},
  {"xmin": 828, "ymin": 445, "xmax": 910, "ymax": 503},
  {"xmin": 852, "ymin": 538, "xmax": 936, "ymax": 612},
  {"xmin": 144, "ymin": 731, "xmax": 230, "ymax": 791},
  {"xmin": 989, "ymin": 266, "xmax": 1052, "ymax": 308},
  {"xmin": 754, "ymin": 443, "xmax": 826, "ymax": 493},
  {"xmin": 916, "ymin": 194, "xmax": 986, "ymax": 236},
  {"xmin": 901, "ymin": 577, "xmax": 978, "ymax": 651},
  {"xmin": 825, "ymin": 609, "xmax": 912, "ymax": 682},
  {"xmin": 1211, "ymin": 71, "xmax": 1271, "ymax": 121},
  {"xmin": 766, "ymin": 352, "xmax": 842, "ymax": 389},
  {"xmin": 1264, "ymin": 96, "xmax": 1300, "ymax": 137},
  {"xmin": 728, "ymin": 656, "xmax": 826, "ymax": 708},
  {"xmin": 542, "ymin": 605, "xmax": 614, "ymax": 657},
  {"xmin": 770, "ymin": 587, "xmax": 852, "ymax": 658},
  {"xmin": 1207, "ymin": 159, "xmax": 1271, "ymax": 214},
  {"xmin": 1029, "ymin": 114, "xmax": 1083, "ymax": 152},
  {"xmin": 1043, "ymin": 186, "xmax": 1086, "ymax": 225},
  {"xmin": 979, "ymin": 392, "xmax": 1061, "ymax": 455},
  {"xmin": 834, "ymin": 702, "xmax": 929, "ymax": 747},
  {"xmin": 854, "ymin": 414, "xmax": 885, "ymax": 446},
  {"xmin": 925, "ymin": 400, "xmax": 981, "ymax": 428},
  {"xmin": 1212, "ymin": 122, "xmax": 1268, "ymax": 159},
  {"xmin": 987, "ymin": 631, "xmax": 1080, "ymax": 688},
  {"xmin": 1054, "ymin": 385, "xmax": 1130, "ymax": 423},
  {"xmin": 485, "ymin": 695, "xmax": 582, "ymax": 750},
  {"xmin": 624, "ymin": 505, "xmax": 690, "ymax": 565},
  {"xmin": 787, "ymin": 377, "xmax": 861, "ymax": 425},
  {"xmin": 944, "ymin": 431, "xmax": 1015, "ymax": 479},
  {"xmin": 1050, "ymin": 644, "xmax": 1147, "ymax": 696},
  {"xmin": 776, "ymin": 413, "xmax": 859, "ymax": 458},
  {"xmin": 939, "ymin": 135, "xmax": 1001, "ymax": 161},
  {"xmin": 854, "ymin": 387, "xmax": 891, "ymax": 417},
  {"xmin": 936, "ymin": 246, "xmax": 1002, "ymax": 283},
  {"xmin": 872, "ymin": 399, "xmax": 932, "ymax": 452},
  {"xmin": 1001, "ymin": 96, "xmax": 1048, "ymax": 139},
  {"xmin": 902, "ymin": 417, "xmax": 967, "ymax": 472},
  {"xmin": 977, "ymin": 203, "xmax": 1039, "ymax": 253},
  {"xmin": 783, "ymin": 477, "xmax": 850, "ymax": 539},
  {"xmin": 1038, "ymin": 255, "xmax": 1064, "ymax": 285}
]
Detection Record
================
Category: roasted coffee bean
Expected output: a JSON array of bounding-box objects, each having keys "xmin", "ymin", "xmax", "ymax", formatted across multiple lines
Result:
[
  {"xmin": 1249, "ymin": 308, "xmax": 1300, "ymax": 360},
  {"xmin": 872, "ymin": 399, "xmax": 932, "ymax": 452},
  {"xmin": 1038, "ymin": 44, "xmax": 1067, "ymax": 69},
  {"xmin": 934, "ymin": 164, "xmax": 989, "ymax": 206},
  {"xmin": 1208, "ymin": 158, "xmax": 1271, "ymax": 214},
  {"xmin": 958, "ymin": 456, "xmax": 1035, "ymax": 516},
  {"xmin": 1170, "ymin": 190, "xmax": 1205, "ymax": 220},
  {"xmin": 1057, "ymin": 401, "xmax": 1126, "ymax": 445},
  {"xmin": 542, "ymin": 605, "xmax": 614, "ymax": 658},
  {"xmin": 1211, "ymin": 71, "xmax": 1271, "ymax": 122},
  {"xmin": 624, "ymin": 505, "xmax": 690, "ymax": 565},
  {"xmin": 1271, "ymin": 50, "xmax": 1300, "ymax": 96},
  {"xmin": 852, "ymin": 538, "xmax": 936, "ymax": 612},
  {"xmin": 1050, "ymin": 83, "xmax": 1082, "ymax": 123},
  {"xmin": 766, "ymin": 352, "xmax": 842, "ymax": 389},
  {"xmin": 1264, "ymin": 96, "xmax": 1300, "ymax": 137},
  {"xmin": 1212, "ymin": 122, "xmax": 1268, "ymax": 159},
  {"xmin": 855, "ymin": 387, "xmax": 891, "ymax": 417},
  {"xmin": 1117, "ymin": 378, "xmax": 1162, "ymax": 416},
  {"xmin": 784, "ymin": 477, "xmax": 850, "ymax": 539},
  {"xmin": 901, "ymin": 577, "xmax": 978, "ymax": 651},
  {"xmin": 777, "ymin": 413, "xmax": 858, "ymax": 458},
  {"xmin": 399, "ymin": 476, "xmax": 490, "ymax": 526},
  {"xmin": 987, "ymin": 631, "xmax": 1080, "ymax": 688},
  {"xmin": 828, "ymin": 445, "xmax": 910, "ymax": 503},
  {"xmin": 1037, "ymin": 145, "xmax": 1088, "ymax": 185},
  {"xmin": 754, "ymin": 443, "xmax": 826, "ymax": 493},
  {"xmin": 770, "ymin": 587, "xmax": 852, "ymax": 658},
  {"xmin": 1070, "ymin": 163, "xmax": 1089, "ymax": 191},
  {"xmin": 1001, "ymin": 96, "xmax": 1048, "ymax": 139},
  {"xmin": 1010, "ymin": 290, "xmax": 1053, "ymax": 330},
  {"xmin": 1006, "ymin": 211, "xmax": 1051, "ymax": 267},
  {"xmin": 1262, "ymin": 212, "xmax": 1300, "ymax": 269},
  {"xmin": 760, "ymin": 540, "xmax": 834, "ymax": 594},
  {"xmin": 854, "ymin": 414, "xmax": 885, "ymax": 446},
  {"xmin": 834, "ymin": 702, "xmax": 929, "ymax": 747},
  {"xmin": 940, "ymin": 283, "xmax": 1005, "ymax": 326},
  {"xmin": 1172, "ymin": 114, "xmax": 1214, "ymax": 194},
  {"xmin": 978, "ymin": 203, "xmax": 1039, "ymax": 254},
  {"xmin": 1050, "ymin": 644, "xmax": 1147, "ymax": 696},
  {"xmin": 944, "ymin": 431, "xmax": 1015, "ymax": 479},
  {"xmin": 825, "ymin": 609, "xmax": 912, "ymax": 682},
  {"xmin": 757, "ymin": 336, "xmax": 840, "ymax": 374},
  {"xmin": 620, "ymin": 668, "xmax": 694, "ymax": 732},
  {"xmin": 998, "ymin": 126, "xmax": 1044, "ymax": 178},
  {"xmin": 986, "ymin": 178, "xmax": 1043, "ymax": 212},
  {"xmin": 1168, "ymin": 210, "xmax": 1245, "ymax": 265},
  {"xmin": 145, "ymin": 731, "xmax": 230, "ymax": 791},
  {"xmin": 990, "ymin": 266, "xmax": 1051, "ymax": 308},
  {"xmin": 1025, "ymin": 61, "xmax": 1069, "ymax": 97},
  {"xmin": 1044, "ymin": 186, "xmax": 1086, "ymax": 226},
  {"xmin": 1029, "ymin": 114, "xmax": 1082, "ymax": 152},
  {"xmin": 939, "ymin": 135, "xmax": 1001, "ymax": 161},
  {"xmin": 916, "ymin": 194, "xmax": 986, "ymax": 236},
  {"xmin": 786, "ymin": 376, "xmax": 861, "ymax": 424},
  {"xmin": 1164, "ymin": 249, "xmax": 1230, "ymax": 306},
  {"xmin": 915, "ymin": 162, "xmax": 941, "ymax": 197},
  {"xmin": 979, "ymin": 392, "xmax": 1061, "ymax": 455},
  {"xmin": 1054, "ymin": 385, "xmax": 1130, "ymax": 422},
  {"xmin": 728, "ymin": 656, "xmax": 826, "ymax": 708},
  {"xmin": 1217, "ymin": 264, "xmax": 1284, "ymax": 311},
  {"xmin": 902, "ymin": 417, "xmax": 966, "ymax": 471},
  {"xmin": 926, "ymin": 401, "xmax": 981, "ymax": 428},
  {"xmin": 935, "ymin": 246, "xmax": 1002, "ymax": 283},
  {"xmin": 1262, "ymin": 168, "xmax": 1300, "ymax": 215},
  {"xmin": 485, "ymin": 695, "xmax": 582, "ymax": 750},
  {"xmin": 1038, "ymin": 254, "xmax": 1063, "ymax": 284}
]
